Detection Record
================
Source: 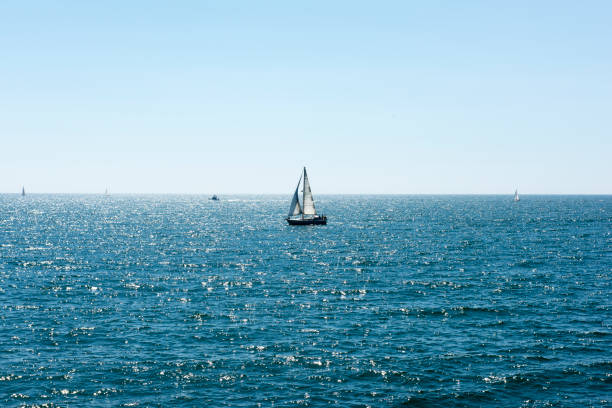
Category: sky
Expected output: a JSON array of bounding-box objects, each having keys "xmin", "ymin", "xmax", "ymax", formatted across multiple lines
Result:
[{"xmin": 1, "ymin": 1, "xmax": 610, "ymax": 194}]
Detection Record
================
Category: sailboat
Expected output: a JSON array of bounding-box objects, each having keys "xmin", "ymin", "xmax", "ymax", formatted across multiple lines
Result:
[
  {"xmin": 21, "ymin": 186, "xmax": 25, "ymax": 196},
  {"xmin": 286, "ymin": 167, "xmax": 327, "ymax": 225},
  {"xmin": 514, "ymin": 189, "xmax": 520, "ymax": 202}
]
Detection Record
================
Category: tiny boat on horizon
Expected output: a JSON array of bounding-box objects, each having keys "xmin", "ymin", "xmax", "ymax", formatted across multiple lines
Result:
[
  {"xmin": 514, "ymin": 189, "xmax": 520, "ymax": 202},
  {"xmin": 210, "ymin": 195, "xmax": 219, "ymax": 201}
]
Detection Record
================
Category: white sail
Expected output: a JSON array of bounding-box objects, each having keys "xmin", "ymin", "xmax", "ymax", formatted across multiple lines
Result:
[
  {"xmin": 514, "ymin": 189, "xmax": 519, "ymax": 201},
  {"xmin": 302, "ymin": 167, "xmax": 316, "ymax": 215},
  {"xmin": 288, "ymin": 177, "xmax": 302, "ymax": 217}
]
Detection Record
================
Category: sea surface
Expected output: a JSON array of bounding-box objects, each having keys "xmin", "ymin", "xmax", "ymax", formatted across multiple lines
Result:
[{"xmin": 0, "ymin": 195, "xmax": 610, "ymax": 407}]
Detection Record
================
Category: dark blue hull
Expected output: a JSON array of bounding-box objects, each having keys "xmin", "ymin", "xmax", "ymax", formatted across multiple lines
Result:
[{"xmin": 286, "ymin": 216, "xmax": 327, "ymax": 225}]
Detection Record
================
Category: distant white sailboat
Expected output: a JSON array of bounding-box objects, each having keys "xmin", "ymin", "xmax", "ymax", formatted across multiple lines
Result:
[
  {"xmin": 286, "ymin": 167, "xmax": 327, "ymax": 225},
  {"xmin": 104, "ymin": 188, "xmax": 109, "ymax": 196},
  {"xmin": 514, "ymin": 189, "xmax": 520, "ymax": 202}
]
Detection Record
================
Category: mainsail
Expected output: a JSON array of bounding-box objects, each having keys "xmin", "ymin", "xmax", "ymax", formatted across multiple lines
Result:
[
  {"xmin": 302, "ymin": 168, "xmax": 316, "ymax": 215},
  {"xmin": 514, "ymin": 189, "xmax": 519, "ymax": 201},
  {"xmin": 288, "ymin": 175, "xmax": 303, "ymax": 217}
]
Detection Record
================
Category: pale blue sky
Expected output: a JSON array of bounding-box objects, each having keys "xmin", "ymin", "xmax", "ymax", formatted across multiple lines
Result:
[{"xmin": 1, "ymin": 1, "xmax": 610, "ymax": 194}]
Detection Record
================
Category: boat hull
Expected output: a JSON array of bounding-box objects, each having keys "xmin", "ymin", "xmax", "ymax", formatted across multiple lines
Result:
[{"xmin": 286, "ymin": 216, "xmax": 327, "ymax": 225}]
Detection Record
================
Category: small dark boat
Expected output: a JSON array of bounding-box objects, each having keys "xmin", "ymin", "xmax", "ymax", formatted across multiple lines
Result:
[
  {"xmin": 210, "ymin": 195, "xmax": 219, "ymax": 201},
  {"xmin": 21, "ymin": 186, "xmax": 25, "ymax": 196},
  {"xmin": 286, "ymin": 167, "xmax": 327, "ymax": 225}
]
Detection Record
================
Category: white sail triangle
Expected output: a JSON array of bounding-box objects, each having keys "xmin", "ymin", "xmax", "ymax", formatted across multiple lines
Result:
[
  {"xmin": 288, "ymin": 175, "xmax": 303, "ymax": 217},
  {"xmin": 302, "ymin": 167, "xmax": 316, "ymax": 215}
]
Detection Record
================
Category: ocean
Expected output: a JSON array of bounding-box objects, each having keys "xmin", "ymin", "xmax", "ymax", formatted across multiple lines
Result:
[{"xmin": 1, "ymin": 194, "xmax": 610, "ymax": 407}]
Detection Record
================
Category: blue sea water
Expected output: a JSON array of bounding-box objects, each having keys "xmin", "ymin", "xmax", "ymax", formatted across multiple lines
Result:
[{"xmin": 0, "ymin": 194, "xmax": 610, "ymax": 407}]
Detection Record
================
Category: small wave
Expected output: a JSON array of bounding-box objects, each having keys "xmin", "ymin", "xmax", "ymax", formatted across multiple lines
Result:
[
  {"xmin": 514, "ymin": 259, "xmax": 546, "ymax": 268},
  {"xmin": 0, "ymin": 374, "xmax": 23, "ymax": 381},
  {"xmin": 301, "ymin": 328, "xmax": 319, "ymax": 334}
]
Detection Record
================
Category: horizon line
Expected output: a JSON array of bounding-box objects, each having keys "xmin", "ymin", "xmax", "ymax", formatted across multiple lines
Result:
[{"xmin": 3, "ymin": 192, "xmax": 611, "ymax": 196}]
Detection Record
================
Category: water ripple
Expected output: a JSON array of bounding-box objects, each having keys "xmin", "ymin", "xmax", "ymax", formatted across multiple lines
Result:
[{"xmin": 0, "ymin": 194, "xmax": 610, "ymax": 407}]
